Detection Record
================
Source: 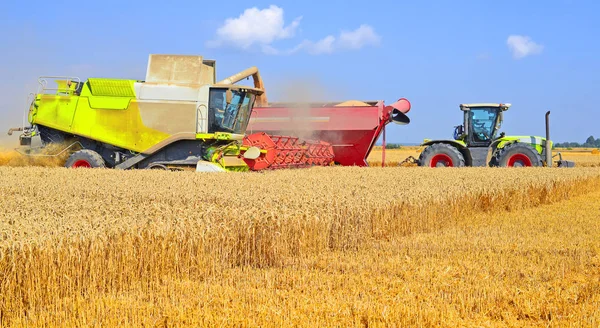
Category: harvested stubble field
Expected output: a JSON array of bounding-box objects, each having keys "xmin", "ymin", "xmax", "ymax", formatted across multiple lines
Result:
[{"xmin": 1, "ymin": 165, "xmax": 600, "ymax": 327}]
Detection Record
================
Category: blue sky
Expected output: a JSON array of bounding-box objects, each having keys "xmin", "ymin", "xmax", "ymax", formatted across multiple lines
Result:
[{"xmin": 1, "ymin": 0, "xmax": 598, "ymax": 145}]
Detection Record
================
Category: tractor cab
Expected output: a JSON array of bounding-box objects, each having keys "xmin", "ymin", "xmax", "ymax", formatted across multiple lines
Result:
[{"xmin": 455, "ymin": 103, "xmax": 510, "ymax": 147}]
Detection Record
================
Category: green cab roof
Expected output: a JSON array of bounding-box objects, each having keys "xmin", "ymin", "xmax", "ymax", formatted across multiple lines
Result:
[{"xmin": 459, "ymin": 103, "xmax": 512, "ymax": 111}]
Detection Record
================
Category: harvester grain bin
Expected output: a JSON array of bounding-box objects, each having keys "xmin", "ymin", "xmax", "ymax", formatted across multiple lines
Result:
[
  {"xmin": 7, "ymin": 54, "xmax": 335, "ymax": 171},
  {"xmin": 416, "ymin": 103, "xmax": 574, "ymax": 168},
  {"xmin": 249, "ymin": 98, "xmax": 411, "ymax": 166}
]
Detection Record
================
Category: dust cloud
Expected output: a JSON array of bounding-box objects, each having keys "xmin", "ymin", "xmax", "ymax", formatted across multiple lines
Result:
[
  {"xmin": 264, "ymin": 75, "xmax": 351, "ymax": 143},
  {"xmin": 0, "ymin": 142, "xmax": 71, "ymax": 167}
]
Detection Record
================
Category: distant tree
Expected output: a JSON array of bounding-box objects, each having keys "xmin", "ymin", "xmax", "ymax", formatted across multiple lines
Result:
[
  {"xmin": 555, "ymin": 141, "xmax": 583, "ymax": 148},
  {"xmin": 384, "ymin": 143, "xmax": 402, "ymax": 149},
  {"xmin": 586, "ymin": 136, "xmax": 596, "ymax": 145}
]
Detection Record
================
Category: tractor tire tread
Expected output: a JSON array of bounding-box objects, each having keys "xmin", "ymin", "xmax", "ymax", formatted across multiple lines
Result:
[
  {"xmin": 493, "ymin": 142, "xmax": 543, "ymax": 167},
  {"xmin": 418, "ymin": 143, "xmax": 465, "ymax": 167}
]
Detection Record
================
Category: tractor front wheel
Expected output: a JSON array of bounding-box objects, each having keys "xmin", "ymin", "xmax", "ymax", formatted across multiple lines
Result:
[
  {"xmin": 493, "ymin": 143, "xmax": 543, "ymax": 167},
  {"xmin": 65, "ymin": 150, "xmax": 106, "ymax": 168},
  {"xmin": 418, "ymin": 143, "xmax": 465, "ymax": 167}
]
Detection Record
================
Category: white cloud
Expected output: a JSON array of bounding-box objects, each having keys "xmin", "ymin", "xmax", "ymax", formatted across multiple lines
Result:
[
  {"xmin": 506, "ymin": 35, "xmax": 544, "ymax": 59},
  {"xmin": 206, "ymin": 5, "xmax": 302, "ymax": 50},
  {"xmin": 293, "ymin": 25, "xmax": 381, "ymax": 55},
  {"xmin": 292, "ymin": 35, "xmax": 336, "ymax": 55},
  {"xmin": 338, "ymin": 25, "xmax": 381, "ymax": 50},
  {"xmin": 207, "ymin": 6, "xmax": 380, "ymax": 55}
]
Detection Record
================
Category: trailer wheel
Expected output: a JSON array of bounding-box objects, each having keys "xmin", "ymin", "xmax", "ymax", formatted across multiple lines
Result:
[
  {"xmin": 418, "ymin": 143, "xmax": 465, "ymax": 167},
  {"xmin": 493, "ymin": 143, "xmax": 543, "ymax": 167},
  {"xmin": 65, "ymin": 150, "xmax": 106, "ymax": 168}
]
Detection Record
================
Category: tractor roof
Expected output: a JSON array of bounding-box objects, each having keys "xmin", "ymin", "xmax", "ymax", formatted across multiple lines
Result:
[{"xmin": 459, "ymin": 103, "xmax": 511, "ymax": 111}]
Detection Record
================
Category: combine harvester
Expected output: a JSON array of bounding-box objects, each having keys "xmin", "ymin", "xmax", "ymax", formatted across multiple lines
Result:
[{"xmin": 6, "ymin": 54, "xmax": 411, "ymax": 171}]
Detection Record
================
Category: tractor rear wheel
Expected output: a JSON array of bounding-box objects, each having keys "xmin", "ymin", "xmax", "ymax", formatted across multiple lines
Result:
[
  {"xmin": 493, "ymin": 143, "xmax": 543, "ymax": 167},
  {"xmin": 418, "ymin": 143, "xmax": 465, "ymax": 167},
  {"xmin": 65, "ymin": 149, "xmax": 106, "ymax": 168}
]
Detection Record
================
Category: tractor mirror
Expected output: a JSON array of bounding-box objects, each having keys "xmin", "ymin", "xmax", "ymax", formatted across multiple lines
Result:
[{"xmin": 225, "ymin": 89, "xmax": 233, "ymax": 105}]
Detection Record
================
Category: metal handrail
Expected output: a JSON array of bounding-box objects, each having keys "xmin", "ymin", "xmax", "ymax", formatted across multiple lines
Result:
[
  {"xmin": 23, "ymin": 92, "xmax": 35, "ymax": 131},
  {"xmin": 36, "ymin": 76, "xmax": 81, "ymax": 94}
]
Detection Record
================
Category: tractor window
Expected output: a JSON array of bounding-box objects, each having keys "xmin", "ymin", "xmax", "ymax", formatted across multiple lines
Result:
[
  {"xmin": 208, "ymin": 88, "xmax": 256, "ymax": 134},
  {"xmin": 469, "ymin": 107, "xmax": 499, "ymax": 142}
]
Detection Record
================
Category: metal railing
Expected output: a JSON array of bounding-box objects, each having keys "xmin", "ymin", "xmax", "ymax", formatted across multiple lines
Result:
[{"xmin": 37, "ymin": 76, "xmax": 81, "ymax": 95}]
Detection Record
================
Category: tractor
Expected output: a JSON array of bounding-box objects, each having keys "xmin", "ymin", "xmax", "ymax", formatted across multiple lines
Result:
[{"xmin": 417, "ymin": 103, "xmax": 574, "ymax": 168}]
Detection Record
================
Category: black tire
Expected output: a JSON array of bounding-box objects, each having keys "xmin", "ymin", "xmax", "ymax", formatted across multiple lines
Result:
[
  {"xmin": 418, "ymin": 143, "xmax": 465, "ymax": 167},
  {"xmin": 65, "ymin": 150, "xmax": 106, "ymax": 168},
  {"xmin": 492, "ymin": 142, "xmax": 543, "ymax": 167},
  {"xmin": 146, "ymin": 163, "xmax": 168, "ymax": 170}
]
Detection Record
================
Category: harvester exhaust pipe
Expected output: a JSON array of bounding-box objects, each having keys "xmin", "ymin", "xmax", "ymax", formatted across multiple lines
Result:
[
  {"xmin": 545, "ymin": 111, "xmax": 551, "ymax": 167},
  {"xmin": 217, "ymin": 66, "xmax": 268, "ymax": 106},
  {"xmin": 7, "ymin": 127, "xmax": 23, "ymax": 136}
]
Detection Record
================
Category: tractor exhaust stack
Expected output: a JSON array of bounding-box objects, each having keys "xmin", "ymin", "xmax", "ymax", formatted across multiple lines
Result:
[{"xmin": 545, "ymin": 111, "xmax": 551, "ymax": 166}]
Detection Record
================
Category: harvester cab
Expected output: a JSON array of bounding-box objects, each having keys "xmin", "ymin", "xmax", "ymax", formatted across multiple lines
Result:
[{"xmin": 417, "ymin": 103, "xmax": 575, "ymax": 168}]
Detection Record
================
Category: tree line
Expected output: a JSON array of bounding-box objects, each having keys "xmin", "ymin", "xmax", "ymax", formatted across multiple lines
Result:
[{"xmin": 555, "ymin": 136, "xmax": 600, "ymax": 148}]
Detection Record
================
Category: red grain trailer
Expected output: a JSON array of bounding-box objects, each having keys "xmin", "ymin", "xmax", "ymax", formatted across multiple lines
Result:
[{"xmin": 247, "ymin": 98, "xmax": 411, "ymax": 166}]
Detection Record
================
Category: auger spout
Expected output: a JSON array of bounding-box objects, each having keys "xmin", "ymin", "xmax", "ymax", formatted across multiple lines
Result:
[{"xmin": 217, "ymin": 66, "xmax": 268, "ymax": 106}]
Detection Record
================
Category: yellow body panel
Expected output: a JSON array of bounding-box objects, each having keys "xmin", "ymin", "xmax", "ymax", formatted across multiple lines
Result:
[
  {"xmin": 30, "ymin": 79, "xmax": 185, "ymax": 153},
  {"xmin": 71, "ymin": 100, "xmax": 172, "ymax": 152},
  {"xmin": 32, "ymin": 95, "xmax": 79, "ymax": 131}
]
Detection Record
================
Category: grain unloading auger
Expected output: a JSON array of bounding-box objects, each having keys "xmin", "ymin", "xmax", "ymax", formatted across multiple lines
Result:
[{"xmin": 6, "ymin": 54, "xmax": 336, "ymax": 172}]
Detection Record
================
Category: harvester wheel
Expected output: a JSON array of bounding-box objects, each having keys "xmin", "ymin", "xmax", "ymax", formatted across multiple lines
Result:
[
  {"xmin": 418, "ymin": 143, "xmax": 465, "ymax": 167},
  {"xmin": 146, "ymin": 163, "xmax": 168, "ymax": 170},
  {"xmin": 493, "ymin": 143, "xmax": 543, "ymax": 167},
  {"xmin": 65, "ymin": 149, "xmax": 106, "ymax": 168}
]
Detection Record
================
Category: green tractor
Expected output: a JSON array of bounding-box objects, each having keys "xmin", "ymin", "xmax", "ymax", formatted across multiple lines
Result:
[{"xmin": 417, "ymin": 103, "xmax": 574, "ymax": 168}]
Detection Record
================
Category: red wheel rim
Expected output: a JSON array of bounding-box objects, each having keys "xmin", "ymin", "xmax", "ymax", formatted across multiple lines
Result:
[
  {"xmin": 430, "ymin": 154, "xmax": 453, "ymax": 167},
  {"xmin": 72, "ymin": 159, "xmax": 91, "ymax": 168},
  {"xmin": 507, "ymin": 153, "xmax": 532, "ymax": 167}
]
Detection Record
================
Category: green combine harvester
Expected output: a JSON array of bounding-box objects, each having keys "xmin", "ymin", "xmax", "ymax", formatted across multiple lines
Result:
[
  {"xmin": 6, "ymin": 54, "xmax": 338, "ymax": 172},
  {"xmin": 416, "ymin": 103, "xmax": 574, "ymax": 167}
]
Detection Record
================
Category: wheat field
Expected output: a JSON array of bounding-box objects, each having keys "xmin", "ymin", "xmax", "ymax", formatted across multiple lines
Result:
[{"xmin": 1, "ymin": 165, "xmax": 600, "ymax": 327}]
